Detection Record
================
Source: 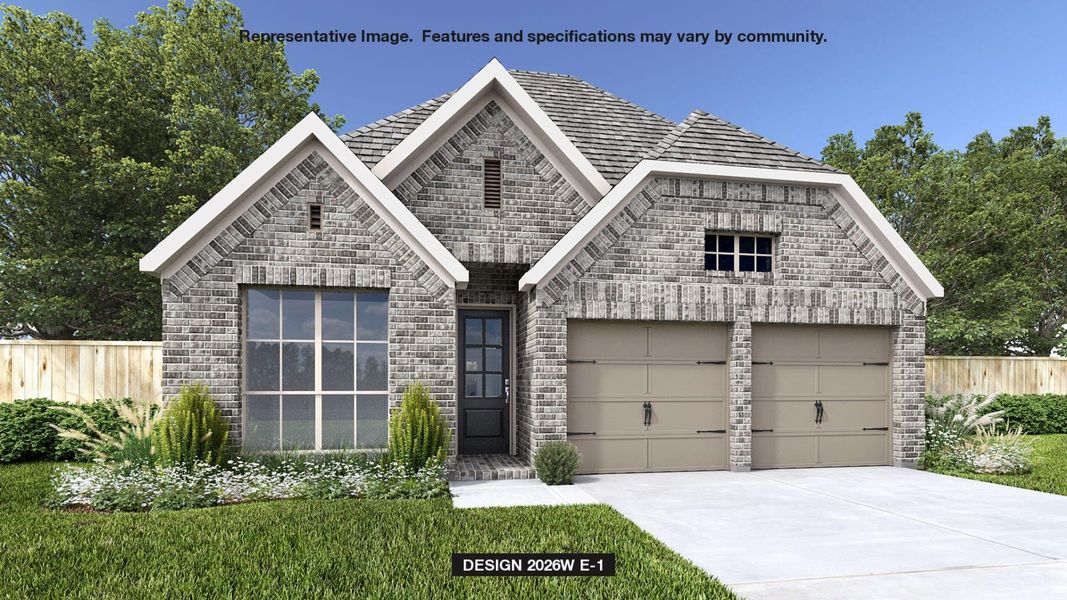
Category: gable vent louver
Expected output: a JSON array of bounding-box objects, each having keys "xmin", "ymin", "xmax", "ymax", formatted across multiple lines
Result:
[
  {"xmin": 308, "ymin": 204, "xmax": 322, "ymax": 231},
  {"xmin": 483, "ymin": 158, "xmax": 502, "ymax": 209}
]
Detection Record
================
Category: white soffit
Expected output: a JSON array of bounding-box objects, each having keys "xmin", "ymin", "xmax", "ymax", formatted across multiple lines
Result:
[
  {"xmin": 139, "ymin": 112, "xmax": 469, "ymax": 289},
  {"xmin": 371, "ymin": 59, "xmax": 612, "ymax": 204},
  {"xmin": 519, "ymin": 160, "xmax": 944, "ymax": 301}
]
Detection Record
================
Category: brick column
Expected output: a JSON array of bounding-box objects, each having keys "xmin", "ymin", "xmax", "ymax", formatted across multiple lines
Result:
[
  {"xmin": 892, "ymin": 312, "xmax": 926, "ymax": 468},
  {"xmin": 729, "ymin": 313, "xmax": 753, "ymax": 472}
]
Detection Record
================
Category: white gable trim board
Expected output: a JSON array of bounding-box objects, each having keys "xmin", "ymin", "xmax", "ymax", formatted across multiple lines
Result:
[
  {"xmin": 139, "ymin": 112, "xmax": 470, "ymax": 289},
  {"xmin": 371, "ymin": 59, "xmax": 612, "ymax": 205},
  {"xmin": 519, "ymin": 160, "xmax": 945, "ymax": 302}
]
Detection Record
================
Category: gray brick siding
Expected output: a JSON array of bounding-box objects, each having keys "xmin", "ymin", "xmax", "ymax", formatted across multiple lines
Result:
[{"xmin": 162, "ymin": 152, "xmax": 457, "ymax": 451}]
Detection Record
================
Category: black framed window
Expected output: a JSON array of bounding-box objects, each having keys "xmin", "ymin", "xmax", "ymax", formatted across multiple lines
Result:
[{"xmin": 704, "ymin": 233, "xmax": 774, "ymax": 273}]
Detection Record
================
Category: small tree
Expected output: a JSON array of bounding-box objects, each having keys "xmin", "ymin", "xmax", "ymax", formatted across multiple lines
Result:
[
  {"xmin": 387, "ymin": 383, "xmax": 449, "ymax": 471},
  {"xmin": 154, "ymin": 383, "xmax": 229, "ymax": 467}
]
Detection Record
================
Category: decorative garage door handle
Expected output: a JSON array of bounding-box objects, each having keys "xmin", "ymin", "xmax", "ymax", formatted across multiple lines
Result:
[
  {"xmin": 815, "ymin": 400, "xmax": 824, "ymax": 424},
  {"xmin": 752, "ymin": 429, "xmax": 774, "ymax": 433},
  {"xmin": 643, "ymin": 401, "xmax": 652, "ymax": 429},
  {"xmin": 862, "ymin": 427, "xmax": 889, "ymax": 431},
  {"xmin": 567, "ymin": 431, "xmax": 597, "ymax": 436},
  {"xmin": 696, "ymin": 429, "xmax": 726, "ymax": 434}
]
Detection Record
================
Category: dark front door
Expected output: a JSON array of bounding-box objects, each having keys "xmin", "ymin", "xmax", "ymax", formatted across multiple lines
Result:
[{"xmin": 458, "ymin": 309, "xmax": 510, "ymax": 454}]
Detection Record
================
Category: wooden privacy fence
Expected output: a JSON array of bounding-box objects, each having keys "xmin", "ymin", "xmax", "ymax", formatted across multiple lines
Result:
[
  {"xmin": 926, "ymin": 356, "xmax": 1067, "ymax": 397},
  {"xmin": 0, "ymin": 340, "xmax": 1064, "ymax": 403},
  {"xmin": 0, "ymin": 341, "xmax": 161, "ymax": 404}
]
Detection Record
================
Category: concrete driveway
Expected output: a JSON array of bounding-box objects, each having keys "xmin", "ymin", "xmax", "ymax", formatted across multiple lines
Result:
[{"xmin": 575, "ymin": 467, "xmax": 1067, "ymax": 599}]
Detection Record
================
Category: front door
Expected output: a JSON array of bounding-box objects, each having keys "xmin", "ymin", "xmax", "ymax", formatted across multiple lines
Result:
[{"xmin": 458, "ymin": 309, "xmax": 510, "ymax": 454}]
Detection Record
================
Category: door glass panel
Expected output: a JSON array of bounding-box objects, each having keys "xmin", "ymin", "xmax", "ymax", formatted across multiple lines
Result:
[
  {"xmin": 247, "ymin": 290, "xmax": 280, "ymax": 339},
  {"xmin": 356, "ymin": 343, "xmax": 388, "ymax": 390},
  {"xmin": 321, "ymin": 293, "xmax": 354, "ymax": 340},
  {"xmin": 484, "ymin": 347, "xmax": 502, "ymax": 372},
  {"xmin": 465, "ymin": 318, "xmax": 482, "ymax": 345},
  {"xmin": 322, "ymin": 394, "xmax": 354, "ymax": 450},
  {"xmin": 282, "ymin": 291, "xmax": 315, "ymax": 339},
  {"xmin": 246, "ymin": 342, "xmax": 279, "ymax": 391},
  {"xmin": 465, "ymin": 374, "xmax": 482, "ymax": 397},
  {"xmin": 281, "ymin": 394, "xmax": 315, "ymax": 450},
  {"xmin": 245, "ymin": 395, "xmax": 279, "ymax": 451},
  {"xmin": 485, "ymin": 374, "xmax": 502, "ymax": 397},
  {"xmin": 357, "ymin": 394, "xmax": 388, "ymax": 448},
  {"xmin": 356, "ymin": 292, "xmax": 388, "ymax": 341},
  {"xmin": 282, "ymin": 342, "xmax": 315, "ymax": 390},
  {"xmin": 321, "ymin": 343, "xmax": 354, "ymax": 391},
  {"xmin": 485, "ymin": 319, "xmax": 502, "ymax": 346},
  {"xmin": 465, "ymin": 347, "xmax": 482, "ymax": 372}
]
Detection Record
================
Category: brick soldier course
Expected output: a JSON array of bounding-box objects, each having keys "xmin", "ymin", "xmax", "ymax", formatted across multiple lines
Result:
[{"xmin": 144, "ymin": 60, "xmax": 941, "ymax": 479}]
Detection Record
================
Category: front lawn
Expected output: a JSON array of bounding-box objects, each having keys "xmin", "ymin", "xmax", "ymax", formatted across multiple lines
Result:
[
  {"xmin": 930, "ymin": 434, "xmax": 1067, "ymax": 496},
  {"xmin": 0, "ymin": 462, "xmax": 736, "ymax": 599}
]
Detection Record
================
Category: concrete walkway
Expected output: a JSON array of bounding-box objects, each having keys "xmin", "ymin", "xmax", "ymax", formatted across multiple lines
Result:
[
  {"xmin": 450, "ymin": 478, "xmax": 598, "ymax": 509},
  {"xmin": 575, "ymin": 467, "xmax": 1067, "ymax": 599}
]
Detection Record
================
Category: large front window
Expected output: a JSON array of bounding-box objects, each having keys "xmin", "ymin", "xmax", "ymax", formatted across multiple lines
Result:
[{"xmin": 244, "ymin": 289, "xmax": 389, "ymax": 451}]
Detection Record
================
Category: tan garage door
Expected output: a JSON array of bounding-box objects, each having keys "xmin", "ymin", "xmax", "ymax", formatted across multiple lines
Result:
[
  {"xmin": 751, "ymin": 325, "xmax": 890, "ymax": 469},
  {"xmin": 567, "ymin": 320, "xmax": 728, "ymax": 474}
]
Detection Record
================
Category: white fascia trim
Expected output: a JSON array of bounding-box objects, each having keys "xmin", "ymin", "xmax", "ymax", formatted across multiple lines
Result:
[
  {"xmin": 139, "ymin": 112, "xmax": 469, "ymax": 289},
  {"xmin": 371, "ymin": 58, "xmax": 612, "ymax": 204},
  {"xmin": 519, "ymin": 160, "xmax": 944, "ymax": 301}
]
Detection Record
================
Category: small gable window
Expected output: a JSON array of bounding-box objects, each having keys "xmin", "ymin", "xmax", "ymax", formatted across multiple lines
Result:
[
  {"xmin": 483, "ymin": 158, "xmax": 502, "ymax": 209},
  {"xmin": 705, "ymin": 233, "xmax": 773, "ymax": 273}
]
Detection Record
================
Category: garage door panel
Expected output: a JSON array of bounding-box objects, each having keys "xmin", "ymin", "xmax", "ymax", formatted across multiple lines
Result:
[
  {"xmin": 648, "ymin": 323, "xmax": 726, "ymax": 359},
  {"xmin": 819, "ymin": 327, "xmax": 889, "ymax": 362},
  {"xmin": 568, "ymin": 399, "xmax": 646, "ymax": 435},
  {"xmin": 650, "ymin": 400, "xmax": 725, "ymax": 432},
  {"xmin": 567, "ymin": 363, "xmax": 646, "ymax": 397},
  {"xmin": 752, "ymin": 326, "xmax": 818, "ymax": 362},
  {"xmin": 650, "ymin": 364, "xmax": 725, "ymax": 396},
  {"xmin": 573, "ymin": 438, "xmax": 647, "ymax": 474},
  {"xmin": 752, "ymin": 365, "xmax": 818, "ymax": 396},
  {"xmin": 819, "ymin": 365, "xmax": 888, "ymax": 395},
  {"xmin": 751, "ymin": 399, "xmax": 818, "ymax": 432},
  {"xmin": 752, "ymin": 434, "xmax": 818, "ymax": 469},
  {"xmin": 567, "ymin": 321, "xmax": 648, "ymax": 359},
  {"xmin": 649, "ymin": 437, "xmax": 726, "ymax": 471},
  {"xmin": 819, "ymin": 399, "xmax": 888, "ymax": 430},
  {"xmin": 819, "ymin": 433, "xmax": 889, "ymax": 466}
]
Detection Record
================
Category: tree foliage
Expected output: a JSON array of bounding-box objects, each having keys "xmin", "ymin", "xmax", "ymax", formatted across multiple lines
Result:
[
  {"xmin": 0, "ymin": 1, "xmax": 342, "ymax": 339},
  {"xmin": 823, "ymin": 113, "xmax": 1067, "ymax": 355}
]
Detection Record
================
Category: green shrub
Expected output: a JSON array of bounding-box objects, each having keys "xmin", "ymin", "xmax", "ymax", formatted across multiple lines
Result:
[
  {"xmin": 52, "ymin": 402, "xmax": 125, "ymax": 461},
  {"xmin": 386, "ymin": 382, "xmax": 449, "ymax": 472},
  {"xmin": 534, "ymin": 441, "xmax": 582, "ymax": 485},
  {"xmin": 53, "ymin": 396, "xmax": 162, "ymax": 465},
  {"xmin": 155, "ymin": 383, "xmax": 229, "ymax": 468},
  {"xmin": 0, "ymin": 399, "xmax": 57, "ymax": 462},
  {"xmin": 987, "ymin": 394, "xmax": 1067, "ymax": 434}
]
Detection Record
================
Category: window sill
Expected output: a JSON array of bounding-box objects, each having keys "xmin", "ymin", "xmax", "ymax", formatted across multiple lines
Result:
[{"xmin": 703, "ymin": 270, "xmax": 775, "ymax": 283}]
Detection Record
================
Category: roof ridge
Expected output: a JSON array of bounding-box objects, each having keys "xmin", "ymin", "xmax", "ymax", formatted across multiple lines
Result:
[
  {"xmin": 340, "ymin": 91, "xmax": 453, "ymax": 140},
  {"xmin": 645, "ymin": 110, "xmax": 704, "ymax": 159},
  {"xmin": 695, "ymin": 110, "xmax": 838, "ymax": 172},
  {"xmin": 512, "ymin": 68, "xmax": 675, "ymax": 127}
]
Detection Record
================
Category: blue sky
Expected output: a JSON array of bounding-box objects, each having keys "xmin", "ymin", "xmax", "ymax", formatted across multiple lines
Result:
[{"xmin": 19, "ymin": 0, "xmax": 1067, "ymax": 157}]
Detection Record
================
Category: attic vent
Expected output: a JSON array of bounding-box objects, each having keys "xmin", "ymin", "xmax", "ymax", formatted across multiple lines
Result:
[
  {"xmin": 483, "ymin": 158, "xmax": 502, "ymax": 209},
  {"xmin": 308, "ymin": 204, "xmax": 322, "ymax": 231}
]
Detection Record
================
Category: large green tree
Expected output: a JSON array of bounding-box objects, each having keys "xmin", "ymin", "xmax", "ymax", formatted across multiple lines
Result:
[
  {"xmin": 0, "ymin": 0, "xmax": 342, "ymax": 339},
  {"xmin": 823, "ymin": 113, "xmax": 1067, "ymax": 356}
]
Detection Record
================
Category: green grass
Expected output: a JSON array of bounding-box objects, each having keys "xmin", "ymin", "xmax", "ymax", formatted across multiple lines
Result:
[
  {"xmin": 932, "ymin": 434, "xmax": 1067, "ymax": 496},
  {"xmin": 0, "ymin": 463, "xmax": 736, "ymax": 599}
]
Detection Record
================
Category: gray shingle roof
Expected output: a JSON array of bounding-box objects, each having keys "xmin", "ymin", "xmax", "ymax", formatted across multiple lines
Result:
[
  {"xmin": 341, "ymin": 92, "xmax": 452, "ymax": 166},
  {"xmin": 649, "ymin": 110, "xmax": 838, "ymax": 173},
  {"xmin": 340, "ymin": 70, "xmax": 836, "ymax": 181}
]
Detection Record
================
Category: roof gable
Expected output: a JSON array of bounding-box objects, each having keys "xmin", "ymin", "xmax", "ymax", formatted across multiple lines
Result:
[
  {"xmin": 139, "ymin": 113, "xmax": 469, "ymax": 289},
  {"xmin": 369, "ymin": 59, "xmax": 612, "ymax": 205},
  {"xmin": 520, "ymin": 160, "xmax": 944, "ymax": 302}
]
